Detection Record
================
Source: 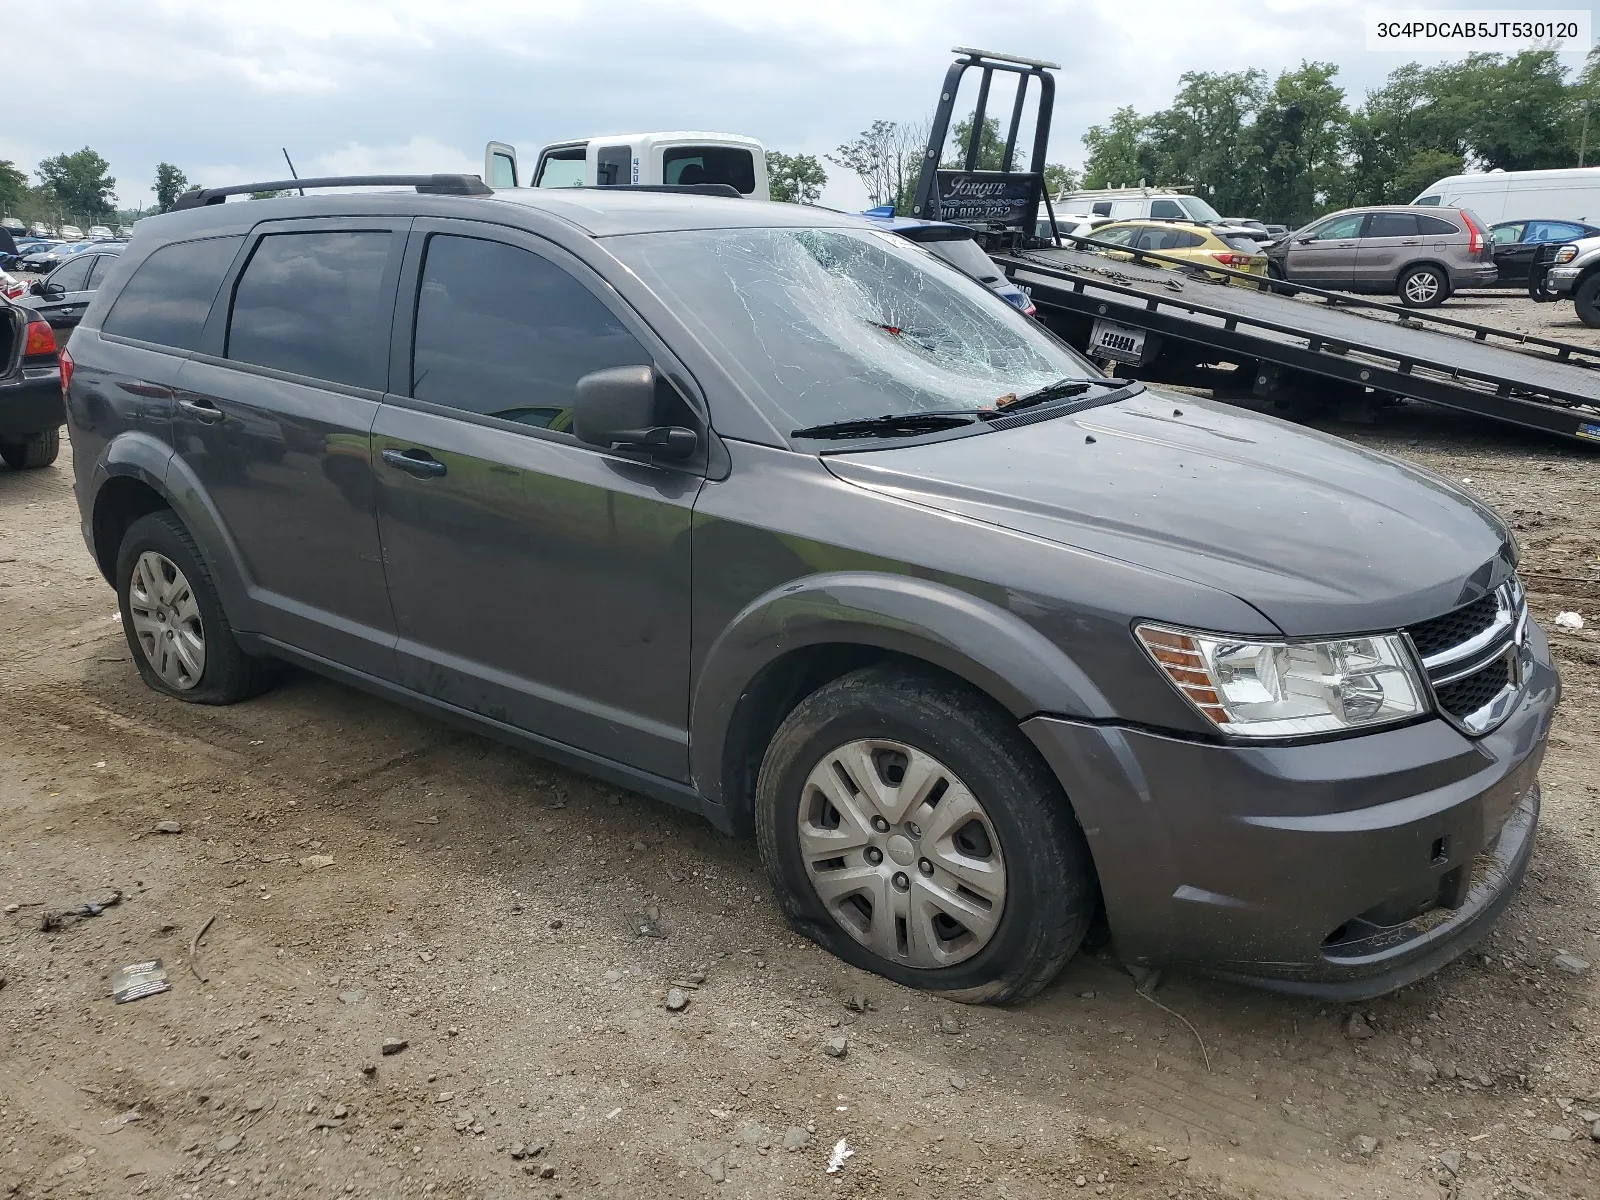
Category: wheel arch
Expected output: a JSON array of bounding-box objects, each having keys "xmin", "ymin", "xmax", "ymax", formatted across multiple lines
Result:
[{"xmin": 690, "ymin": 571, "xmax": 1111, "ymax": 837}]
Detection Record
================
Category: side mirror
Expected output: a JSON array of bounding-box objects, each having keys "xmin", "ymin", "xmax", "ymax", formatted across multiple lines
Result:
[
  {"xmin": 44, "ymin": 282, "xmax": 66, "ymax": 300},
  {"xmin": 572, "ymin": 365, "xmax": 697, "ymax": 460}
]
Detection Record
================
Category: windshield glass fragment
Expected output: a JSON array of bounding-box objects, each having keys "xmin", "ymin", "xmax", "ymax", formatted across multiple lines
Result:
[{"xmin": 609, "ymin": 227, "xmax": 1096, "ymax": 434}]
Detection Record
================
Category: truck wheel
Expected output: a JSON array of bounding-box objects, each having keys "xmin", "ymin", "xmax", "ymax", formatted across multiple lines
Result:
[
  {"xmin": 0, "ymin": 428, "xmax": 59, "ymax": 469},
  {"xmin": 115, "ymin": 510, "xmax": 277, "ymax": 705},
  {"xmin": 755, "ymin": 664, "xmax": 1098, "ymax": 1004},
  {"xmin": 1573, "ymin": 274, "xmax": 1600, "ymax": 328},
  {"xmin": 1398, "ymin": 265, "xmax": 1449, "ymax": 308}
]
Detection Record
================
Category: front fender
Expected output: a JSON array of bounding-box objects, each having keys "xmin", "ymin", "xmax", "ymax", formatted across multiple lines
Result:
[{"xmin": 688, "ymin": 570, "xmax": 1113, "ymax": 816}]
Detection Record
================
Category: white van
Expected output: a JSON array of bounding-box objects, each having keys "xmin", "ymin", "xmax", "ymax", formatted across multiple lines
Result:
[
  {"xmin": 1052, "ymin": 186, "xmax": 1225, "ymax": 224},
  {"xmin": 1412, "ymin": 167, "xmax": 1600, "ymax": 224},
  {"xmin": 484, "ymin": 132, "xmax": 769, "ymax": 200}
]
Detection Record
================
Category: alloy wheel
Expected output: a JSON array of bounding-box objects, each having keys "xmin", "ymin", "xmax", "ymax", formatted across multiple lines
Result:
[
  {"xmin": 128, "ymin": 550, "xmax": 206, "ymax": 690},
  {"xmin": 1404, "ymin": 270, "xmax": 1440, "ymax": 304},
  {"xmin": 797, "ymin": 739, "xmax": 1007, "ymax": 969}
]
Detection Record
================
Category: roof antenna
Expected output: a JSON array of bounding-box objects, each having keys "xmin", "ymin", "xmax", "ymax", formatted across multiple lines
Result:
[{"xmin": 282, "ymin": 148, "xmax": 304, "ymax": 196}]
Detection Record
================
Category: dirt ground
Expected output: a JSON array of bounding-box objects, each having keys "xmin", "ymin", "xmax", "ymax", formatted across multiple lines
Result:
[{"xmin": 3, "ymin": 300, "xmax": 1599, "ymax": 1200}]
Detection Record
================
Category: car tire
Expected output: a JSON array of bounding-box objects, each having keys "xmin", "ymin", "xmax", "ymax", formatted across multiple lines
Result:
[
  {"xmin": 115, "ymin": 510, "xmax": 277, "ymax": 705},
  {"xmin": 1398, "ymin": 265, "xmax": 1449, "ymax": 308},
  {"xmin": 754, "ymin": 664, "xmax": 1098, "ymax": 1004},
  {"xmin": 0, "ymin": 428, "xmax": 59, "ymax": 469},
  {"xmin": 1573, "ymin": 274, "xmax": 1600, "ymax": 328}
]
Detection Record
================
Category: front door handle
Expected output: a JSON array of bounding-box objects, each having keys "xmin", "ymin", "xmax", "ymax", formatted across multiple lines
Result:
[
  {"xmin": 177, "ymin": 397, "xmax": 225, "ymax": 423},
  {"xmin": 382, "ymin": 448, "xmax": 447, "ymax": 478}
]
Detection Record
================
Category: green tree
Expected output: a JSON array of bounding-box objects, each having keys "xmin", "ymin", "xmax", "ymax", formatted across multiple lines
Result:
[
  {"xmin": 1144, "ymin": 69, "xmax": 1266, "ymax": 216},
  {"xmin": 766, "ymin": 151, "xmax": 828, "ymax": 204},
  {"xmin": 944, "ymin": 113, "xmax": 1005, "ymax": 170},
  {"xmin": 153, "ymin": 163, "xmax": 189, "ymax": 213},
  {"xmin": 0, "ymin": 159, "xmax": 27, "ymax": 215},
  {"xmin": 37, "ymin": 147, "xmax": 116, "ymax": 222},
  {"xmin": 1043, "ymin": 163, "xmax": 1080, "ymax": 197},
  {"xmin": 1251, "ymin": 62, "xmax": 1349, "ymax": 225},
  {"xmin": 1081, "ymin": 106, "xmax": 1157, "ymax": 189},
  {"xmin": 828, "ymin": 118, "xmax": 928, "ymax": 212}
]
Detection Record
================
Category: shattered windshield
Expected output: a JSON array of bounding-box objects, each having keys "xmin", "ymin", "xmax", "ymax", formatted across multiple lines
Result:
[{"xmin": 607, "ymin": 227, "xmax": 1093, "ymax": 433}]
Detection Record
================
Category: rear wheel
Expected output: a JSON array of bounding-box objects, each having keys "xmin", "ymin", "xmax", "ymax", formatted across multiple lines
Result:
[
  {"xmin": 1573, "ymin": 273, "xmax": 1600, "ymax": 328},
  {"xmin": 755, "ymin": 665, "xmax": 1098, "ymax": 1004},
  {"xmin": 0, "ymin": 428, "xmax": 59, "ymax": 469},
  {"xmin": 1398, "ymin": 265, "xmax": 1449, "ymax": 308},
  {"xmin": 115, "ymin": 510, "xmax": 276, "ymax": 704}
]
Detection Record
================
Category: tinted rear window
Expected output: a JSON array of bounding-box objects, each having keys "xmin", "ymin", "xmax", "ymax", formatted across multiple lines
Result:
[
  {"xmin": 663, "ymin": 146, "xmax": 756, "ymax": 194},
  {"xmin": 1221, "ymin": 234, "xmax": 1262, "ymax": 253},
  {"xmin": 1417, "ymin": 215, "xmax": 1460, "ymax": 236},
  {"xmin": 227, "ymin": 231, "xmax": 392, "ymax": 390},
  {"xmin": 100, "ymin": 235, "xmax": 243, "ymax": 349}
]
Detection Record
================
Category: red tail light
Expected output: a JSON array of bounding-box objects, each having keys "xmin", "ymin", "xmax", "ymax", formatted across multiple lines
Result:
[
  {"xmin": 1209, "ymin": 251, "xmax": 1258, "ymax": 267},
  {"xmin": 59, "ymin": 345, "xmax": 74, "ymax": 394},
  {"xmin": 1460, "ymin": 210, "xmax": 1483, "ymax": 255},
  {"xmin": 24, "ymin": 317, "xmax": 56, "ymax": 357}
]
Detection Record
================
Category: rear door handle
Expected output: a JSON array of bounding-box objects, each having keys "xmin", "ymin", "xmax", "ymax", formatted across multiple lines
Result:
[
  {"xmin": 177, "ymin": 397, "xmax": 225, "ymax": 423},
  {"xmin": 381, "ymin": 448, "xmax": 447, "ymax": 478}
]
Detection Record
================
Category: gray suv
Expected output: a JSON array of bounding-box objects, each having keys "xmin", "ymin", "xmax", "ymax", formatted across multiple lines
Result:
[
  {"xmin": 66, "ymin": 175, "xmax": 1556, "ymax": 1003},
  {"xmin": 1268, "ymin": 204, "xmax": 1497, "ymax": 306}
]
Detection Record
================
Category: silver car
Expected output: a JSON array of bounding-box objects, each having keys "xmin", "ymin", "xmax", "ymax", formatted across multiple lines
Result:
[{"xmin": 1267, "ymin": 205, "xmax": 1497, "ymax": 307}]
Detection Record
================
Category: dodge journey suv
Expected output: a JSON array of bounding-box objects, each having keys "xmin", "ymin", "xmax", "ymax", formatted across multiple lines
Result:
[{"xmin": 66, "ymin": 175, "xmax": 1557, "ymax": 1003}]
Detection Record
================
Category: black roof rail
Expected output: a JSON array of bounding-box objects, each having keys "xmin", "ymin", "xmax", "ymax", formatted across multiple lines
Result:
[
  {"xmin": 574, "ymin": 183, "xmax": 743, "ymax": 198},
  {"xmin": 170, "ymin": 174, "xmax": 492, "ymax": 211}
]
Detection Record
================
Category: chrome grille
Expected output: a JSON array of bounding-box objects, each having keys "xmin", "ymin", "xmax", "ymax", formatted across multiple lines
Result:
[{"xmin": 1407, "ymin": 577, "xmax": 1528, "ymax": 736}]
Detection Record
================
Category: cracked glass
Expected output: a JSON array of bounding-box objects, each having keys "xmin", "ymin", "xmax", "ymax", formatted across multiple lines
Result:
[{"xmin": 608, "ymin": 227, "xmax": 1093, "ymax": 434}]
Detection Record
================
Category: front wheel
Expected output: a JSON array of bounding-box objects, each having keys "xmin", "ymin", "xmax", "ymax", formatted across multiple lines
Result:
[
  {"xmin": 755, "ymin": 665, "xmax": 1098, "ymax": 1004},
  {"xmin": 0, "ymin": 428, "xmax": 59, "ymax": 469},
  {"xmin": 1398, "ymin": 264, "xmax": 1449, "ymax": 308},
  {"xmin": 1573, "ymin": 273, "xmax": 1600, "ymax": 328}
]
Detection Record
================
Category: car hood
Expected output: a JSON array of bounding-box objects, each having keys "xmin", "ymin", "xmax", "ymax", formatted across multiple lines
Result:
[{"xmin": 822, "ymin": 391, "xmax": 1513, "ymax": 636}]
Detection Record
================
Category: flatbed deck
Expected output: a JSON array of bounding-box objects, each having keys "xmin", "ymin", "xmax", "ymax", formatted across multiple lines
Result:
[{"xmin": 1002, "ymin": 246, "xmax": 1600, "ymax": 445}]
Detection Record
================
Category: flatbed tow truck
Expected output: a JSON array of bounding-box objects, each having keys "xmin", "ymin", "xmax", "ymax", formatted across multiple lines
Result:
[{"xmin": 914, "ymin": 48, "xmax": 1600, "ymax": 447}]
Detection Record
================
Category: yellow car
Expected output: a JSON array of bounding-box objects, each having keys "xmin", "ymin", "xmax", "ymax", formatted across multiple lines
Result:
[{"xmin": 1083, "ymin": 220, "xmax": 1268, "ymax": 285}]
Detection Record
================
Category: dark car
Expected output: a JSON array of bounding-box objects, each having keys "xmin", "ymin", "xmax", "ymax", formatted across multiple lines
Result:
[
  {"xmin": 18, "ymin": 244, "xmax": 122, "ymax": 328},
  {"xmin": 0, "ymin": 296, "xmax": 64, "ymax": 468},
  {"xmin": 64, "ymin": 179, "xmax": 1556, "ymax": 1003},
  {"xmin": 16, "ymin": 241, "xmax": 82, "ymax": 273},
  {"xmin": 1266, "ymin": 205, "xmax": 1497, "ymax": 306},
  {"xmin": 1489, "ymin": 219, "xmax": 1600, "ymax": 290}
]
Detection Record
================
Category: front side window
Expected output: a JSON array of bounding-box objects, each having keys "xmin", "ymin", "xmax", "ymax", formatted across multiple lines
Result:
[
  {"xmin": 50, "ymin": 255, "xmax": 94, "ymax": 293},
  {"xmin": 1491, "ymin": 223, "xmax": 1524, "ymax": 245},
  {"xmin": 919, "ymin": 235, "xmax": 1003, "ymax": 283},
  {"xmin": 1527, "ymin": 220, "xmax": 1584, "ymax": 242},
  {"xmin": 1179, "ymin": 196, "xmax": 1224, "ymax": 223},
  {"xmin": 1309, "ymin": 214, "xmax": 1365, "ymax": 240},
  {"xmin": 410, "ymin": 235, "xmax": 649, "ymax": 427},
  {"xmin": 535, "ymin": 149, "xmax": 586, "ymax": 188},
  {"xmin": 662, "ymin": 146, "xmax": 755, "ymax": 194},
  {"xmin": 1149, "ymin": 199, "xmax": 1185, "ymax": 219},
  {"xmin": 100, "ymin": 235, "xmax": 244, "ymax": 349},
  {"xmin": 227, "ymin": 231, "xmax": 392, "ymax": 390},
  {"xmin": 1415, "ymin": 194, "xmax": 1442, "ymax": 206},
  {"xmin": 609, "ymin": 226, "xmax": 1093, "ymax": 435}
]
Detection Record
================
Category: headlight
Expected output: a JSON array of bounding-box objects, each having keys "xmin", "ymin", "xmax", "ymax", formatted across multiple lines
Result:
[
  {"xmin": 1135, "ymin": 624, "xmax": 1427, "ymax": 738},
  {"xmin": 1554, "ymin": 245, "xmax": 1579, "ymax": 264}
]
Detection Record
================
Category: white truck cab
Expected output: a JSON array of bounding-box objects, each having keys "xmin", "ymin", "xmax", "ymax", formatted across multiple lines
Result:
[{"xmin": 485, "ymin": 132, "xmax": 769, "ymax": 199}]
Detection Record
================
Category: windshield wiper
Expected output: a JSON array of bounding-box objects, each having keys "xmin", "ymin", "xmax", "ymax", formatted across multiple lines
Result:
[
  {"xmin": 790, "ymin": 410, "xmax": 981, "ymax": 440},
  {"xmin": 985, "ymin": 376, "xmax": 1120, "ymax": 417}
]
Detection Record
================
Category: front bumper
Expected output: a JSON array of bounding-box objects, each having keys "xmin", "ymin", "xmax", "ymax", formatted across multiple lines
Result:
[
  {"xmin": 1023, "ymin": 621, "xmax": 1559, "ymax": 1000},
  {"xmin": 1544, "ymin": 265, "xmax": 1582, "ymax": 295}
]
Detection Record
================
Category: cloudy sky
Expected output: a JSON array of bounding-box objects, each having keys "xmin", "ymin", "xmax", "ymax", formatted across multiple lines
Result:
[{"xmin": 2, "ymin": 0, "xmax": 1588, "ymax": 213}]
